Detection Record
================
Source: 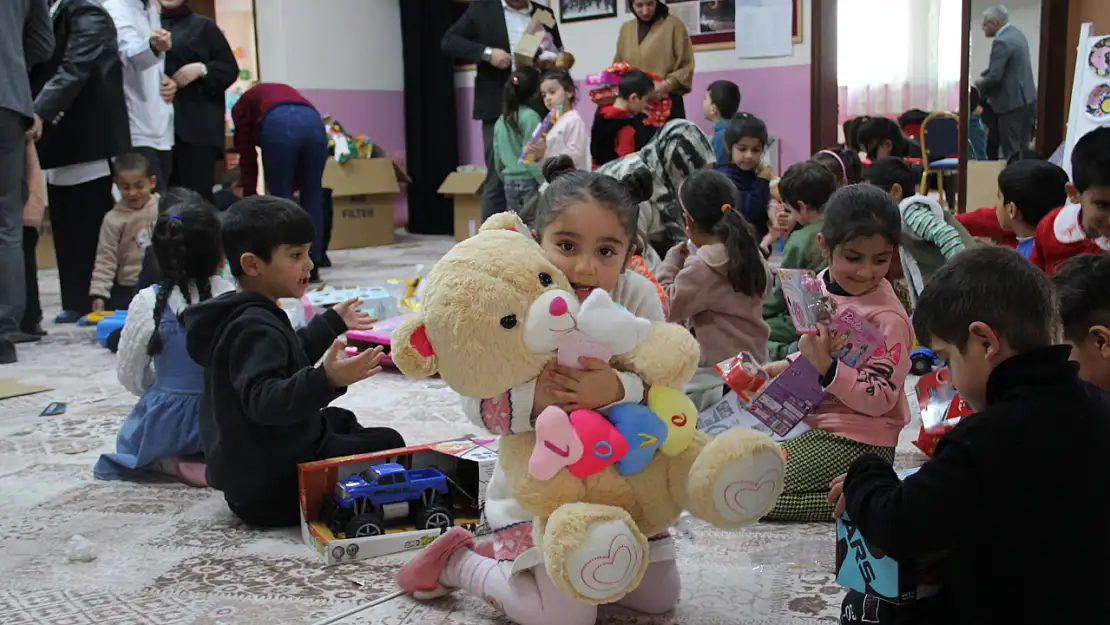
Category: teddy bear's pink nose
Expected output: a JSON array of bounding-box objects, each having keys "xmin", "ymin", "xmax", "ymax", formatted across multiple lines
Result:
[{"xmin": 549, "ymin": 296, "xmax": 569, "ymax": 317}]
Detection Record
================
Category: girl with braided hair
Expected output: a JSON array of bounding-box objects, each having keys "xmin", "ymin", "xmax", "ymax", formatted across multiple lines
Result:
[{"xmin": 94, "ymin": 196, "xmax": 233, "ymax": 485}]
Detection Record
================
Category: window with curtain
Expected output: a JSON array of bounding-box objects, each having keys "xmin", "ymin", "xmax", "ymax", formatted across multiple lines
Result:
[{"xmin": 837, "ymin": 0, "xmax": 963, "ymax": 123}]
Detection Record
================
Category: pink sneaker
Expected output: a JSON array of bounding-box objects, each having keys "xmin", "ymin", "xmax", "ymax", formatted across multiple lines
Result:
[{"xmin": 396, "ymin": 526, "xmax": 475, "ymax": 600}]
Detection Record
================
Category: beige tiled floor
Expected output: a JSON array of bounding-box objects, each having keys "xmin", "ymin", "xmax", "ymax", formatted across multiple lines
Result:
[{"xmin": 0, "ymin": 232, "xmax": 927, "ymax": 624}]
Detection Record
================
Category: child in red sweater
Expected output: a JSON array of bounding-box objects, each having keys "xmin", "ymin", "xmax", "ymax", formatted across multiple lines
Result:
[
  {"xmin": 1030, "ymin": 128, "xmax": 1110, "ymax": 274},
  {"xmin": 954, "ymin": 149, "xmax": 1046, "ymax": 249},
  {"xmin": 590, "ymin": 70, "xmax": 654, "ymax": 168}
]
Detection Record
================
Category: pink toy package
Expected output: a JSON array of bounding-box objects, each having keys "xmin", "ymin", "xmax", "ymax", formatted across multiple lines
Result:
[
  {"xmin": 778, "ymin": 268, "xmax": 835, "ymax": 334},
  {"xmin": 345, "ymin": 314, "xmax": 413, "ymax": 368}
]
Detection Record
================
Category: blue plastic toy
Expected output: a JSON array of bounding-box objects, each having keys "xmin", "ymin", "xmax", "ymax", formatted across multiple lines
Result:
[{"xmin": 96, "ymin": 311, "xmax": 127, "ymax": 347}]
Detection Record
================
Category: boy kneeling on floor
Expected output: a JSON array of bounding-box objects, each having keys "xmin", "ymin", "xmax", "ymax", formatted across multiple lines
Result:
[
  {"xmin": 183, "ymin": 196, "xmax": 404, "ymax": 527},
  {"xmin": 830, "ymin": 246, "xmax": 1110, "ymax": 625}
]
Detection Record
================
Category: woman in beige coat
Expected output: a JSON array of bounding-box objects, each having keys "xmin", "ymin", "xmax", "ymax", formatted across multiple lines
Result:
[{"xmin": 613, "ymin": 0, "xmax": 695, "ymax": 119}]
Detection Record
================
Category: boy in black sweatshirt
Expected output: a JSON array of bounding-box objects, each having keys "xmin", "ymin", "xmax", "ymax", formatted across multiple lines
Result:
[
  {"xmin": 182, "ymin": 196, "xmax": 404, "ymax": 527},
  {"xmin": 1054, "ymin": 252, "xmax": 1110, "ymax": 390},
  {"xmin": 829, "ymin": 246, "xmax": 1110, "ymax": 625}
]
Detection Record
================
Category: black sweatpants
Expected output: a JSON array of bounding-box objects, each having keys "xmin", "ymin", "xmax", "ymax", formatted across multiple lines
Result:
[
  {"xmin": 22, "ymin": 226, "xmax": 41, "ymax": 330},
  {"xmin": 171, "ymin": 142, "xmax": 219, "ymax": 201},
  {"xmin": 226, "ymin": 408, "xmax": 405, "ymax": 528},
  {"xmin": 47, "ymin": 176, "xmax": 115, "ymax": 314}
]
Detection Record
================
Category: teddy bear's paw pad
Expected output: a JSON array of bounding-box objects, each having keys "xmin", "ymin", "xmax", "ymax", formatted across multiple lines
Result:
[
  {"xmin": 647, "ymin": 386, "xmax": 698, "ymax": 456},
  {"xmin": 563, "ymin": 519, "xmax": 647, "ymax": 602},
  {"xmin": 711, "ymin": 450, "xmax": 785, "ymax": 526},
  {"xmin": 609, "ymin": 403, "xmax": 666, "ymax": 476}
]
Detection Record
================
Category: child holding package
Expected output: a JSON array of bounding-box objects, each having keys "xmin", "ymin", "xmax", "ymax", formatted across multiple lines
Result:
[
  {"xmin": 182, "ymin": 196, "xmax": 404, "ymax": 527},
  {"xmin": 762, "ymin": 184, "xmax": 913, "ymax": 522},
  {"xmin": 494, "ymin": 69, "xmax": 544, "ymax": 214},
  {"xmin": 1030, "ymin": 127, "xmax": 1110, "ymax": 275},
  {"xmin": 714, "ymin": 113, "xmax": 773, "ymax": 247},
  {"xmin": 90, "ymin": 153, "xmax": 161, "ymax": 313},
  {"xmin": 702, "ymin": 80, "xmax": 741, "ymax": 166},
  {"xmin": 590, "ymin": 69, "xmax": 655, "ymax": 168},
  {"xmin": 763, "ymin": 161, "xmax": 839, "ymax": 360},
  {"xmin": 657, "ymin": 169, "xmax": 770, "ymax": 411},
  {"xmin": 524, "ymin": 69, "xmax": 589, "ymax": 171},
  {"xmin": 397, "ymin": 156, "xmax": 680, "ymax": 625},
  {"xmin": 831, "ymin": 246, "xmax": 1110, "ymax": 625},
  {"xmin": 861, "ymin": 156, "xmax": 974, "ymax": 306},
  {"xmin": 1054, "ymin": 252, "xmax": 1110, "ymax": 389},
  {"xmin": 994, "ymin": 159, "xmax": 1069, "ymax": 259},
  {"xmin": 94, "ymin": 198, "xmax": 233, "ymax": 485}
]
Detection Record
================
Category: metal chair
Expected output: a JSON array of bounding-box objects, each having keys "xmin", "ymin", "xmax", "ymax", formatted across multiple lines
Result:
[{"xmin": 918, "ymin": 112, "xmax": 960, "ymax": 207}]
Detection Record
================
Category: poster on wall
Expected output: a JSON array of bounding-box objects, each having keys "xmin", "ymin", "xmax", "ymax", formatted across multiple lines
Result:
[
  {"xmin": 559, "ymin": 0, "xmax": 617, "ymax": 22},
  {"xmin": 1064, "ymin": 26, "xmax": 1110, "ymax": 179},
  {"xmin": 676, "ymin": 0, "xmax": 801, "ymax": 50}
]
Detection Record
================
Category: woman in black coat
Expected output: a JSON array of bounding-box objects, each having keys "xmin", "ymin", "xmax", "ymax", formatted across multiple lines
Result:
[{"xmin": 161, "ymin": 0, "xmax": 238, "ymax": 200}]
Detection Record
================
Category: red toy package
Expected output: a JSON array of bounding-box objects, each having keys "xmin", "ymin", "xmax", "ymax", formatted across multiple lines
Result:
[
  {"xmin": 713, "ymin": 352, "xmax": 768, "ymax": 402},
  {"xmin": 912, "ymin": 369, "xmax": 973, "ymax": 456}
]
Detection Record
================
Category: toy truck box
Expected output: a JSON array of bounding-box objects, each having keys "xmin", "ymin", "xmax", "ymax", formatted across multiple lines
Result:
[{"xmin": 300, "ymin": 437, "xmax": 498, "ymax": 565}]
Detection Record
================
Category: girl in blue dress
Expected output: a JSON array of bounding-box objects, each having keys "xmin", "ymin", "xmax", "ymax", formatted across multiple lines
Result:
[{"xmin": 94, "ymin": 197, "xmax": 233, "ymax": 485}]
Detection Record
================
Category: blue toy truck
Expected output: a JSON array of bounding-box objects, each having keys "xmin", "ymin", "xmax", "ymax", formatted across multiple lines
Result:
[{"xmin": 320, "ymin": 463, "xmax": 454, "ymax": 539}]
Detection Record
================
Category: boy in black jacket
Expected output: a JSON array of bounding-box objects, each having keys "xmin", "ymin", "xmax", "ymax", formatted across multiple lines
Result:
[
  {"xmin": 182, "ymin": 196, "xmax": 404, "ymax": 527},
  {"xmin": 1054, "ymin": 252, "xmax": 1110, "ymax": 390},
  {"xmin": 829, "ymin": 246, "xmax": 1110, "ymax": 625}
]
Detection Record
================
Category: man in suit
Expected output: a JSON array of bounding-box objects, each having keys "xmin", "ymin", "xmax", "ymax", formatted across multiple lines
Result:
[
  {"xmin": 0, "ymin": 0, "xmax": 53, "ymax": 364},
  {"xmin": 29, "ymin": 0, "xmax": 131, "ymax": 326},
  {"xmin": 442, "ymin": 0, "xmax": 561, "ymax": 219},
  {"xmin": 976, "ymin": 5, "xmax": 1037, "ymax": 160}
]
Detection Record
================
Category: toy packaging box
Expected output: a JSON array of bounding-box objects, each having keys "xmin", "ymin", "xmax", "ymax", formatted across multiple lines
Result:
[
  {"xmin": 299, "ymin": 437, "xmax": 497, "ymax": 565},
  {"xmin": 306, "ymin": 287, "xmax": 400, "ymax": 321},
  {"xmin": 746, "ymin": 357, "xmax": 827, "ymax": 437},
  {"xmin": 835, "ymin": 467, "xmax": 944, "ymax": 605},
  {"xmin": 912, "ymin": 369, "xmax": 972, "ymax": 457},
  {"xmin": 345, "ymin": 313, "xmax": 414, "ymax": 368},
  {"xmin": 697, "ymin": 388, "xmax": 810, "ymax": 442}
]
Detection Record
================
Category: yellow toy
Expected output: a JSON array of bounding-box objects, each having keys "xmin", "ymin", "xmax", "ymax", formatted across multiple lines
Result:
[{"xmin": 391, "ymin": 213, "xmax": 784, "ymax": 605}]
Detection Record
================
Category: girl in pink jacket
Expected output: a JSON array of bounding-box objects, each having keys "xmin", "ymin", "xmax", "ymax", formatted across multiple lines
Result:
[{"xmin": 763, "ymin": 184, "xmax": 914, "ymax": 522}]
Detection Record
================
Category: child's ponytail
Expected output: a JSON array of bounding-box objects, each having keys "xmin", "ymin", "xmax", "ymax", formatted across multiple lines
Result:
[
  {"xmin": 679, "ymin": 169, "xmax": 767, "ymax": 297},
  {"xmin": 502, "ymin": 68, "xmax": 541, "ymax": 136},
  {"xmin": 146, "ymin": 195, "xmax": 223, "ymax": 356}
]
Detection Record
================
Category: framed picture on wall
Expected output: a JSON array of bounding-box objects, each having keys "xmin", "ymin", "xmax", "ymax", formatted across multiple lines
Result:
[
  {"xmin": 673, "ymin": 0, "xmax": 803, "ymax": 51},
  {"xmin": 559, "ymin": 0, "xmax": 617, "ymax": 22}
]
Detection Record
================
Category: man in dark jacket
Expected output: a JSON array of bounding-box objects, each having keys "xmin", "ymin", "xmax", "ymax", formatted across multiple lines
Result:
[
  {"xmin": 161, "ymin": 0, "xmax": 238, "ymax": 200},
  {"xmin": 29, "ymin": 0, "xmax": 130, "ymax": 325},
  {"xmin": 0, "ymin": 0, "xmax": 52, "ymax": 363},
  {"xmin": 830, "ymin": 247, "xmax": 1110, "ymax": 625},
  {"xmin": 442, "ymin": 0, "xmax": 561, "ymax": 220}
]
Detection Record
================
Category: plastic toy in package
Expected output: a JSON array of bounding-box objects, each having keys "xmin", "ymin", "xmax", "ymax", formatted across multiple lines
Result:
[
  {"xmin": 713, "ymin": 351, "xmax": 769, "ymax": 402},
  {"xmin": 520, "ymin": 105, "xmax": 562, "ymax": 165},
  {"xmin": 778, "ymin": 268, "xmax": 838, "ymax": 334},
  {"xmin": 912, "ymin": 368, "xmax": 973, "ymax": 457}
]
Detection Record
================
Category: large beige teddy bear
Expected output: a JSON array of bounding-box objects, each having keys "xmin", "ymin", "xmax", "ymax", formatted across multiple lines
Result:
[{"xmin": 391, "ymin": 214, "xmax": 785, "ymax": 605}]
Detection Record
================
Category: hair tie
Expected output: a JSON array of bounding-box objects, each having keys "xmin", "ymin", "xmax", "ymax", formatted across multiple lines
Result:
[
  {"xmin": 721, "ymin": 203, "xmax": 732, "ymax": 214},
  {"xmin": 818, "ymin": 149, "xmax": 848, "ymax": 184},
  {"xmin": 169, "ymin": 213, "xmax": 182, "ymax": 222},
  {"xmin": 512, "ymin": 75, "xmax": 519, "ymax": 85}
]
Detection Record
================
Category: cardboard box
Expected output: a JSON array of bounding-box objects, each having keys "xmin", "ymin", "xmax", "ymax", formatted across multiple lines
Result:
[
  {"xmin": 438, "ymin": 171, "xmax": 486, "ymax": 242},
  {"xmin": 322, "ymin": 156, "xmax": 406, "ymax": 198},
  {"xmin": 299, "ymin": 437, "xmax": 498, "ymax": 565},
  {"xmin": 965, "ymin": 160, "xmax": 1005, "ymax": 213},
  {"xmin": 322, "ymin": 157, "xmax": 407, "ymax": 249},
  {"xmin": 513, "ymin": 10, "xmax": 555, "ymax": 69}
]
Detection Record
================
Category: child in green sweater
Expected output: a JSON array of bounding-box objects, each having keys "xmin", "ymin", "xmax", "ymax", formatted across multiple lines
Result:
[
  {"xmin": 494, "ymin": 70, "xmax": 544, "ymax": 214},
  {"xmin": 763, "ymin": 160, "xmax": 839, "ymax": 359}
]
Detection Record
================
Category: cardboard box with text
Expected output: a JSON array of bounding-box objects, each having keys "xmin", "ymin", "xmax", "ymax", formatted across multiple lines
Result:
[
  {"xmin": 323, "ymin": 158, "xmax": 404, "ymax": 249},
  {"xmin": 438, "ymin": 171, "xmax": 486, "ymax": 242}
]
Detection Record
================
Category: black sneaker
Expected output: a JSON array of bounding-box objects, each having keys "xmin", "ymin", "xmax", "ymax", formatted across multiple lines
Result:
[
  {"xmin": 317, "ymin": 253, "xmax": 332, "ymax": 268},
  {"xmin": 0, "ymin": 339, "xmax": 15, "ymax": 364},
  {"xmin": 21, "ymin": 322, "xmax": 47, "ymax": 337},
  {"xmin": 309, "ymin": 267, "xmax": 322, "ymax": 284},
  {"xmin": 8, "ymin": 332, "xmax": 42, "ymax": 344}
]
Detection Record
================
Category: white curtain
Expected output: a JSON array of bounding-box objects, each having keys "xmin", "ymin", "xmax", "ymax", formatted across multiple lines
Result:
[{"xmin": 837, "ymin": 0, "xmax": 963, "ymax": 121}]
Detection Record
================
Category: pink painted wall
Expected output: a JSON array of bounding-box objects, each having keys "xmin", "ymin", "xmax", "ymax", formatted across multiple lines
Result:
[
  {"xmin": 299, "ymin": 88, "xmax": 409, "ymax": 227},
  {"xmin": 455, "ymin": 64, "xmax": 813, "ymax": 173}
]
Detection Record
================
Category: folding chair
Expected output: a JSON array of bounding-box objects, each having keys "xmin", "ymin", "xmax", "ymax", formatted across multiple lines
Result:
[{"xmin": 918, "ymin": 112, "xmax": 960, "ymax": 207}]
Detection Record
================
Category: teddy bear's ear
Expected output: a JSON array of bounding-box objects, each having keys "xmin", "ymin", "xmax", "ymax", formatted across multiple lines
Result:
[
  {"xmin": 390, "ymin": 314, "xmax": 439, "ymax": 379},
  {"xmin": 479, "ymin": 212, "xmax": 532, "ymax": 238}
]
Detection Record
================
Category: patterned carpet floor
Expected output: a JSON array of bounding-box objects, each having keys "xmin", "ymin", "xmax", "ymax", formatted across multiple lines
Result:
[{"xmin": 0, "ymin": 232, "xmax": 927, "ymax": 625}]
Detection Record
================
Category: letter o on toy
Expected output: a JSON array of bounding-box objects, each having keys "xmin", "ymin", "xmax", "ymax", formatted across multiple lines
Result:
[{"xmin": 593, "ymin": 441, "xmax": 613, "ymax": 459}]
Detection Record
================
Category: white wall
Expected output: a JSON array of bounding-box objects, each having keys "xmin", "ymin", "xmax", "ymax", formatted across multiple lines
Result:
[
  {"xmin": 256, "ymin": 0, "xmax": 404, "ymax": 90},
  {"xmin": 454, "ymin": 0, "xmax": 811, "ymax": 87},
  {"xmin": 969, "ymin": 0, "xmax": 1040, "ymax": 86}
]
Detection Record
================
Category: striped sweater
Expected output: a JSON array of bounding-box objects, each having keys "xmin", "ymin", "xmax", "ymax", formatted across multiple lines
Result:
[{"xmin": 900, "ymin": 195, "xmax": 965, "ymax": 260}]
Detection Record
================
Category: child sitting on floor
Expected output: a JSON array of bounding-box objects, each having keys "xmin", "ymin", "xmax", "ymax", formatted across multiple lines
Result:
[
  {"xmin": 862, "ymin": 156, "xmax": 974, "ymax": 307},
  {"xmin": 212, "ymin": 167, "xmax": 243, "ymax": 212},
  {"xmin": 590, "ymin": 69, "xmax": 654, "ymax": 168},
  {"xmin": 703, "ymin": 80, "xmax": 741, "ymax": 166},
  {"xmin": 714, "ymin": 113, "xmax": 773, "ymax": 249},
  {"xmin": 995, "ymin": 159, "xmax": 1069, "ymax": 259},
  {"xmin": 1030, "ymin": 127, "xmax": 1110, "ymax": 275},
  {"xmin": 657, "ymin": 168, "xmax": 770, "ymax": 410},
  {"xmin": 955, "ymin": 149, "xmax": 1044, "ymax": 248},
  {"xmin": 832, "ymin": 246, "xmax": 1110, "ymax": 625},
  {"xmin": 1054, "ymin": 252, "xmax": 1110, "ymax": 389},
  {"xmin": 495, "ymin": 69, "xmax": 544, "ymax": 214},
  {"xmin": 95, "ymin": 198, "xmax": 232, "ymax": 485},
  {"xmin": 182, "ymin": 196, "xmax": 404, "ymax": 527},
  {"xmin": 90, "ymin": 153, "xmax": 160, "ymax": 314},
  {"xmin": 763, "ymin": 160, "xmax": 838, "ymax": 360},
  {"xmin": 812, "ymin": 147, "xmax": 862, "ymax": 186},
  {"xmin": 762, "ymin": 184, "xmax": 913, "ymax": 522}
]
